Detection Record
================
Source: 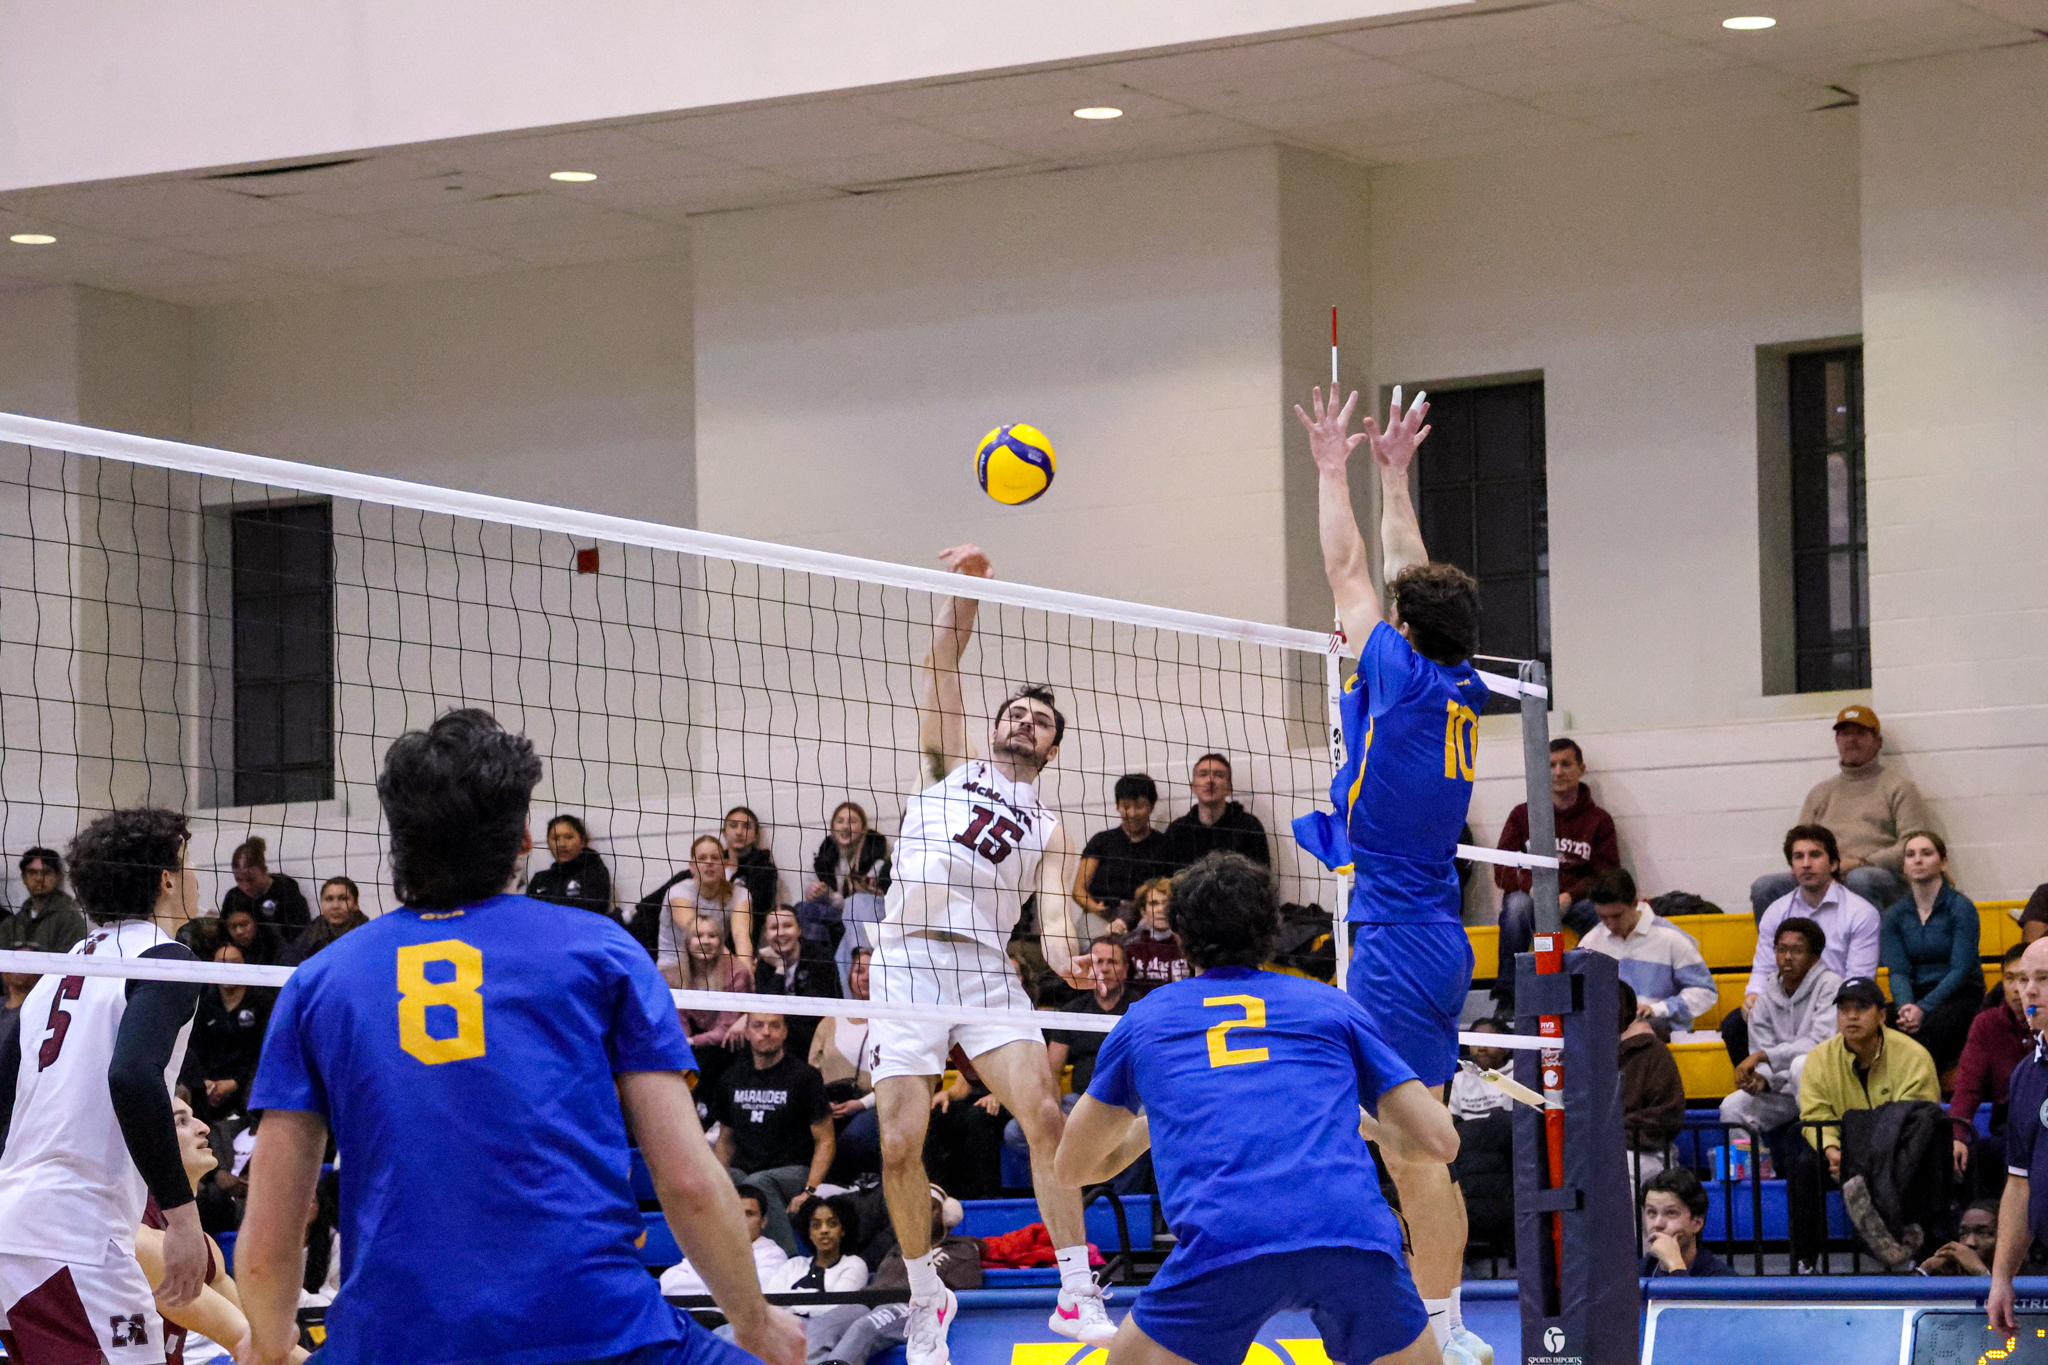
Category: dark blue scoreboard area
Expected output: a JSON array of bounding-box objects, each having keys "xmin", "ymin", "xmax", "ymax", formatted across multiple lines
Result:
[{"xmin": 1913, "ymin": 1313, "xmax": 2048, "ymax": 1364}]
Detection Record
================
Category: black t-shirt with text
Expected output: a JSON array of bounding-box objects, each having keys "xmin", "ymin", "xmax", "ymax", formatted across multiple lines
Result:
[
  {"xmin": 1047, "ymin": 990, "xmax": 1132, "ymax": 1093},
  {"xmin": 1081, "ymin": 828, "xmax": 1185, "ymax": 910},
  {"xmin": 709, "ymin": 1051, "xmax": 831, "ymax": 1173}
]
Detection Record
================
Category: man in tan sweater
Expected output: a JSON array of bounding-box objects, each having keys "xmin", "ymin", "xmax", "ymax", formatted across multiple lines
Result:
[{"xmin": 1750, "ymin": 704, "xmax": 1933, "ymax": 917}]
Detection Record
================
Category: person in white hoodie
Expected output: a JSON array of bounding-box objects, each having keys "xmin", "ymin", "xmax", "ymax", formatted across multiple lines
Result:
[
  {"xmin": 764, "ymin": 1198, "xmax": 870, "ymax": 1313},
  {"xmin": 1721, "ymin": 916, "xmax": 1841, "ymax": 1135},
  {"xmin": 662, "ymin": 1189, "xmax": 790, "ymax": 1298}
]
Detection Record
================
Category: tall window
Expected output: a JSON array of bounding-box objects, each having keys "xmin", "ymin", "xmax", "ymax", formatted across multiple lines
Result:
[
  {"xmin": 1415, "ymin": 380, "xmax": 1549, "ymax": 707},
  {"xmin": 233, "ymin": 503, "xmax": 333, "ymax": 804},
  {"xmin": 1789, "ymin": 349, "xmax": 1869, "ymax": 691}
]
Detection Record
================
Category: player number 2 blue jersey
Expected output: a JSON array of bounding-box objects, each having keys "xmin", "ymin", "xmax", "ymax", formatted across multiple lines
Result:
[
  {"xmin": 1294, "ymin": 620, "xmax": 1489, "ymax": 924},
  {"xmin": 1085, "ymin": 966, "xmax": 1419, "ymax": 1291},
  {"xmin": 251, "ymin": 893, "xmax": 697, "ymax": 1365}
]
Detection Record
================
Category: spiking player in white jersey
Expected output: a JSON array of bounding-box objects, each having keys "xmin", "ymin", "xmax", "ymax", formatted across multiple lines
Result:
[
  {"xmin": 0, "ymin": 808, "xmax": 209, "ymax": 1365},
  {"xmin": 872, "ymin": 544, "xmax": 1104, "ymax": 1365}
]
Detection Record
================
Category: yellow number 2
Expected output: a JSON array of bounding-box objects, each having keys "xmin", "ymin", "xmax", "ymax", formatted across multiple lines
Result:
[
  {"xmin": 397, "ymin": 940, "xmax": 487, "ymax": 1066},
  {"xmin": 1204, "ymin": 995, "xmax": 1269, "ymax": 1069}
]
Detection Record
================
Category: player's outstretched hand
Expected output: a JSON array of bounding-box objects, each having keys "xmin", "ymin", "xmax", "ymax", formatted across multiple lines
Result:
[
  {"xmin": 733, "ymin": 1304, "xmax": 807, "ymax": 1365},
  {"xmin": 938, "ymin": 544, "xmax": 992, "ymax": 579},
  {"xmin": 1293, "ymin": 387, "xmax": 1367, "ymax": 474},
  {"xmin": 1364, "ymin": 386, "xmax": 1430, "ymax": 476}
]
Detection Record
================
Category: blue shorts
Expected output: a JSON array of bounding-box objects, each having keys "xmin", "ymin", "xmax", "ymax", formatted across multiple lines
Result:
[
  {"xmin": 1347, "ymin": 921, "xmax": 1472, "ymax": 1088},
  {"xmin": 566, "ymin": 1312, "xmax": 756, "ymax": 1365},
  {"xmin": 1133, "ymin": 1246, "xmax": 1426, "ymax": 1365}
]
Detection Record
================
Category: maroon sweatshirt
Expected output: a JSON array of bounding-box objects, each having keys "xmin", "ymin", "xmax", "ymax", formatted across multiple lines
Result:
[
  {"xmin": 1494, "ymin": 782, "xmax": 1621, "ymax": 901},
  {"xmin": 1949, "ymin": 1000, "xmax": 2035, "ymax": 1143}
]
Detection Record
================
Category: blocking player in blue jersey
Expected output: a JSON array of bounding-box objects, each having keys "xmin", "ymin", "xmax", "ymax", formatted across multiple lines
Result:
[
  {"xmin": 1053, "ymin": 852, "xmax": 1459, "ymax": 1365},
  {"xmin": 1289, "ymin": 385, "xmax": 1492, "ymax": 1365},
  {"xmin": 234, "ymin": 709, "xmax": 804, "ymax": 1365}
]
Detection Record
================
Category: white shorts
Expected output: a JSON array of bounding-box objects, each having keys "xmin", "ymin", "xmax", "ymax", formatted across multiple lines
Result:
[
  {"xmin": 0, "ymin": 1251, "xmax": 164, "ymax": 1365},
  {"xmin": 869, "ymin": 933, "xmax": 1043, "ymax": 1082}
]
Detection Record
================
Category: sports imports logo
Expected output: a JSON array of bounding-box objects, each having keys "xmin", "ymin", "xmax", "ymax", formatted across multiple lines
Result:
[{"xmin": 1545, "ymin": 1327, "xmax": 1566, "ymax": 1353}]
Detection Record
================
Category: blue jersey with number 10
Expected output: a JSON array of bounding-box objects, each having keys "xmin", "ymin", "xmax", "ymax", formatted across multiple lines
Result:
[
  {"xmin": 1085, "ymin": 966, "xmax": 1418, "ymax": 1291},
  {"xmin": 1294, "ymin": 619, "xmax": 1490, "ymax": 924},
  {"xmin": 251, "ymin": 893, "xmax": 697, "ymax": 1365}
]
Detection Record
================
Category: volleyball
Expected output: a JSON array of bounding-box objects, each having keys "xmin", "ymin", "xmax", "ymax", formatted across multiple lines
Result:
[{"xmin": 975, "ymin": 423, "xmax": 1056, "ymax": 505}]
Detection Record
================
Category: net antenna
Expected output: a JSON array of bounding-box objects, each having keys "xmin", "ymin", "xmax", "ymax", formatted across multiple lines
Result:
[{"xmin": 0, "ymin": 410, "xmax": 1550, "ymax": 1046}]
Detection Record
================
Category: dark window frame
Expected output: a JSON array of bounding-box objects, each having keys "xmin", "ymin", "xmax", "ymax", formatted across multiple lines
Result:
[
  {"xmin": 1788, "ymin": 348, "xmax": 1870, "ymax": 692},
  {"xmin": 232, "ymin": 501, "xmax": 335, "ymax": 805},
  {"xmin": 1412, "ymin": 378, "xmax": 1549, "ymax": 709}
]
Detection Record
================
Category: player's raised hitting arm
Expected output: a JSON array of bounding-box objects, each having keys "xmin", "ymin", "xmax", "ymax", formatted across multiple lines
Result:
[
  {"xmin": 1294, "ymin": 386, "xmax": 1432, "ymax": 647},
  {"xmin": 917, "ymin": 544, "xmax": 991, "ymax": 783}
]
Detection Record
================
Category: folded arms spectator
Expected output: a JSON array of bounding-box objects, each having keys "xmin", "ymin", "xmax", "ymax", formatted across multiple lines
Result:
[{"xmin": 1750, "ymin": 706, "xmax": 1930, "ymax": 917}]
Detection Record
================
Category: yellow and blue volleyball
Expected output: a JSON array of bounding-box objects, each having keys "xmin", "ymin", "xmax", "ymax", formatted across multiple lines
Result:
[{"xmin": 975, "ymin": 423, "xmax": 1056, "ymax": 505}]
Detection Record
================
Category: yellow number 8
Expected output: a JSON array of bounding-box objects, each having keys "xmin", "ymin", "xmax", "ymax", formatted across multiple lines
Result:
[
  {"xmin": 1204, "ymin": 995, "xmax": 1269, "ymax": 1068},
  {"xmin": 397, "ymin": 940, "xmax": 487, "ymax": 1065}
]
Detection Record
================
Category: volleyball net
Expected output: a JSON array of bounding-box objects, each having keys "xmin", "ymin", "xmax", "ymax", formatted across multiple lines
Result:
[{"xmin": 0, "ymin": 411, "xmax": 1553, "ymax": 1045}]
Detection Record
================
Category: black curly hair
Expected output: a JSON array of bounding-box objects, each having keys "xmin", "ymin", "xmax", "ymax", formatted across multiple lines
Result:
[
  {"xmin": 1390, "ymin": 562, "xmax": 1480, "ymax": 666},
  {"xmin": 1167, "ymin": 851, "xmax": 1279, "ymax": 972},
  {"xmin": 379, "ymin": 708, "xmax": 543, "ymax": 909},
  {"xmin": 67, "ymin": 807, "xmax": 189, "ymax": 923}
]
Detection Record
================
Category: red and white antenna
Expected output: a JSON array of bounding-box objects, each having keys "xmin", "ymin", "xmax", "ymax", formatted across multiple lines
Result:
[{"xmin": 1330, "ymin": 305, "xmax": 1340, "ymax": 388}]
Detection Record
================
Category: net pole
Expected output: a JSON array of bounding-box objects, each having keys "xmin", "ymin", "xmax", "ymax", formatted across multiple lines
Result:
[
  {"xmin": 1519, "ymin": 659, "xmax": 1568, "ymax": 1297},
  {"xmin": 1328, "ymin": 614, "xmax": 1351, "ymax": 991}
]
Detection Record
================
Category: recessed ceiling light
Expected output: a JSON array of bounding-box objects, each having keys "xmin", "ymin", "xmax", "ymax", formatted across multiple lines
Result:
[
  {"xmin": 8, "ymin": 233, "xmax": 56, "ymax": 245},
  {"xmin": 1072, "ymin": 107, "xmax": 1124, "ymax": 120},
  {"xmin": 1722, "ymin": 15, "xmax": 1776, "ymax": 27},
  {"xmin": 549, "ymin": 170, "xmax": 598, "ymax": 182}
]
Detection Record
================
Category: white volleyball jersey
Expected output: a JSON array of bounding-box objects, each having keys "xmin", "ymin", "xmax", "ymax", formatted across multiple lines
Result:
[
  {"xmin": 0, "ymin": 921, "xmax": 192, "ymax": 1265},
  {"xmin": 882, "ymin": 759, "xmax": 1057, "ymax": 953}
]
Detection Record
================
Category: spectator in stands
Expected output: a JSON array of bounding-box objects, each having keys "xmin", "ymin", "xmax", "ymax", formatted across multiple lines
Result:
[
  {"xmin": 1449, "ymin": 1018, "xmax": 1516, "ymax": 1121},
  {"xmin": 724, "ymin": 806, "xmax": 782, "ymax": 948},
  {"xmin": 2019, "ymin": 882, "xmax": 2048, "ymax": 945},
  {"xmin": 1164, "ymin": 754, "xmax": 1269, "ymax": 866},
  {"xmin": 926, "ymin": 1062, "xmax": 1007, "ymax": 1201},
  {"xmin": 806, "ymin": 1186, "xmax": 982, "ymax": 1365},
  {"xmin": 660, "ymin": 1188, "xmax": 790, "ymax": 1297},
  {"xmin": 765, "ymin": 1197, "xmax": 869, "ymax": 1309},
  {"xmin": 708, "ymin": 1013, "xmax": 836, "ymax": 1256},
  {"xmin": 1618, "ymin": 982, "xmax": 1685, "ymax": 1185},
  {"xmin": 182, "ymin": 943, "xmax": 272, "ymax": 1124},
  {"xmin": 664, "ymin": 834, "xmax": 755, "ymax": 965},
  {"xmin": 1880, "ymin": 831, "xmax": 1982, "ymax": 1073},
  {"xmin": 1577, "ymin": 869, "xmax": 1717, "ymax": 1030},
  {"xmin": 812, "ymin": 949, "xmax": 884, "ymax": 1181},
  {"xmin": 223, "ymin": 836, "xmax": 311, "ymax": 933},
  {"xmin": 525, "ymin": 814, "xmax": 613, "ymax": 918},
  {"xmin": 1450, "ymin": 1019, "xmax": 1516, "ymax": 1264},
  {"xmin": 220, "ymin": 903, "xmax": 282, "ymax": 967},
  {"xmin": 1919, "ymin": 1200, "xmax": 2000, "ymax": 1276},
  {"xmin": 1749, "ymin": 706, "xmax": 1929, "ymax": 918},
  {"xmin": 1722, "ymin": 917, "xmax": 1840, "ymax": 1140},
  {"xmin": 670, "ymin": 916, "xmax": 754, "ymax": 1094},
  {"xmin": 1, "ymin": 847, "xmax": 88, "ymax": 952},
  {"xmin": 283, "ymin": 875, "xmax": 368, "ymax": 966},
  {"xmin": 1728, "ymin": 824, "xmax": 1882, "ymax": 1061},
  {"xmin": 1003, "ymin": 937, "xmax": 1132, "ymax": 1167},
  {"xmin": 1640, "ymin": 1168, "xmax": 1736, "ymax": 1278},
  {"xmin": 1073, "ymin": 774, "xmax": 1182, "ymax": 939},
  {"xmin": 756, "ymin": 905, "xmax": 843, "ymax": 1057},
  {"xmin": 1490, "ymin": 739, "xmax": 1620, "ymax": 1009},
  {"xmin": 1790, "ymin": 976, "xmax": 1940, "ymax": 1272},
  {"xmin": 1121, "ymin": 877, "xmax": 1189, "ymax": 996},
  {"xmin": 1952, "ymin": 942, "xmax": 2035, "ymax": 1197},
  {"xmin": 804, "ymin": 802, "xmax": 891, "ymax": 984}
]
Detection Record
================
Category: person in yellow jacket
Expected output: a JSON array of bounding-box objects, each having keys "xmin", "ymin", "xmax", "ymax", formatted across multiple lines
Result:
[{"xmin": 1799, "ymin": 975, "xmax": 1941, "ymax": 1178}]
